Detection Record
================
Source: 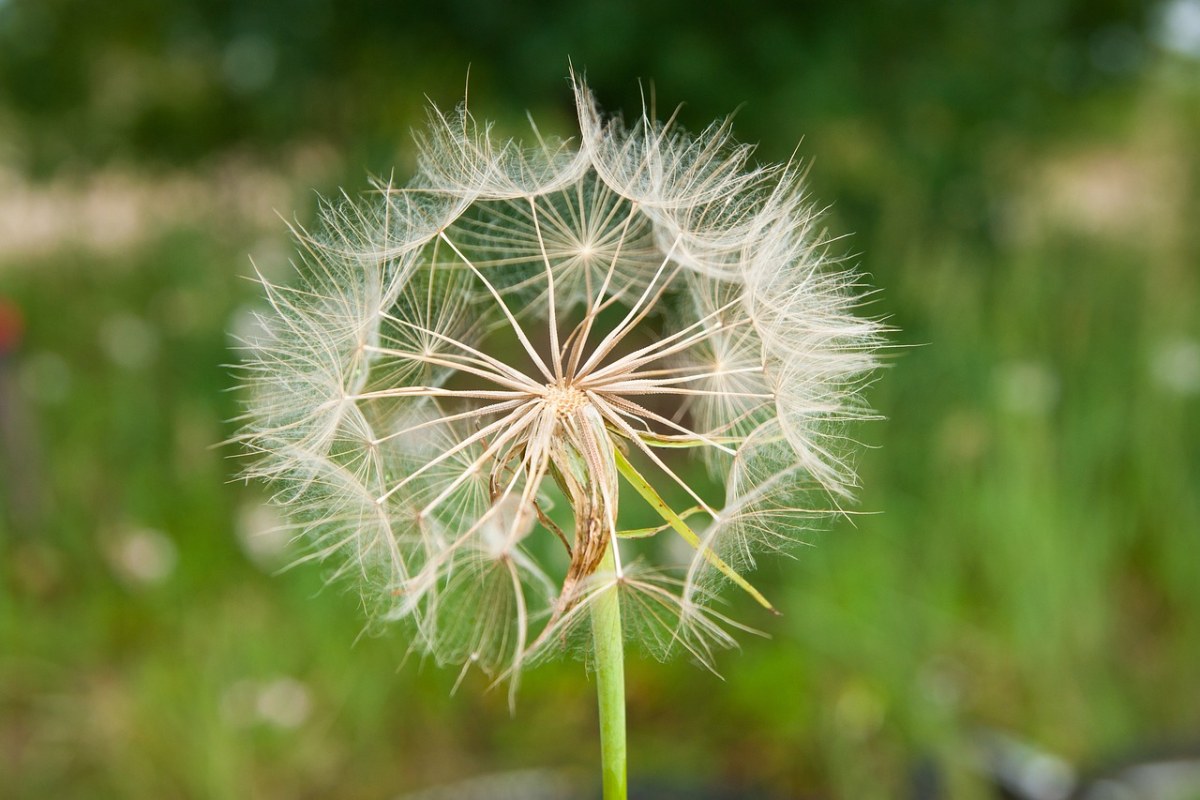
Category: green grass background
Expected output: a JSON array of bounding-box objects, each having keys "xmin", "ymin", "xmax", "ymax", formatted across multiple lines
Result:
[{"xmin": 2, "ymin": 1, "xmax": 1198, "ymax": 797}]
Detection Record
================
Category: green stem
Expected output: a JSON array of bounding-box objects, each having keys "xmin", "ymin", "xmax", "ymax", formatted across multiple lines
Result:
[{"xmin": 591, "ymin": 543, "xmax": 627, "ymax": 800}]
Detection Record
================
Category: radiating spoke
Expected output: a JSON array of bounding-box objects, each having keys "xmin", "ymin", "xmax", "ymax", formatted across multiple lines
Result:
[
  {"xmin": 375, "ymin": 400, "xmax": 538, "ymax": 504},
  {"xmin": 584, "ymin": 364, "xmax": 764, "ymax": 390},
  {"xmin": 438, "ymin": 231, "xmax": 556, "ymax": 382},
  {"xmin": 415, "ymin": 404, "xmax": 541, "ymax": 516},
  {"xmin": 426, "ymin": 410, "xmax": 553, "ymax": 574},
  {"xmin": 529, "ymin": 197, "xmax": 564, "ymax": 379},
  {"xmin": 594, "ymin": 384, "xmax": 773, "ymax": 400},
  {"xmin": 363, "ymin": 345, "xmax": 540, "ymax": 391},
  {"xmin": 380, "ymin": 311, "xmax": 543, "ymax": 389},
  {"xmin": 584, "ymin": 297, "xmax": 745, "ymax": 381},
  {"xmin": 371, "ymin": 399, "xmax": 528, "ymax": 446},
  {"xmin": 565, "ymin": 202, "xmax": 641, "ymax": 378},
  {"xmin": 351, "ymin": 387, "xmax": 533, "ymax": 401},
  {"xmin": 588, "ymin": 391, "xmax": 718, "ymax": 517},
  {"xmin": 588, "ymin": 317, "xmax": 753, "ymax": 381},
  {"xmin": 576, "ymin": 236, "xmax": 682, "ymax": 377},
  {"xmin": 600, "ymin": 393, "xmax": 738, "ymax": 455}
]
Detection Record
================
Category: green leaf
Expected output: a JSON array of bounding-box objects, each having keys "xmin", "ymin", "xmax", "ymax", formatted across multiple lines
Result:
[
  {"xmin": 612, "ymin": 448, "xmax": 777, "ymax": 613},
  {"xmin": 617, "ymin": 506, "xmax": 703, "ymax": 538},
  {"xmin": 633, "ymin": 431, "xmax": 739, "ymax": 449}
]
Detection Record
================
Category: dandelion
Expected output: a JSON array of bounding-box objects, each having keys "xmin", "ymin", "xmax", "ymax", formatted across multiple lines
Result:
[{"xmin": 236, "ymin": 73, "xmax": 883, "ymax": 799}]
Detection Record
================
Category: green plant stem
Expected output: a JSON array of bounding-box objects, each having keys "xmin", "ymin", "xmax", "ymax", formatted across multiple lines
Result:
[{"xmin": 591, "ymin": 543, "xmax": 627, "ymax": 800}]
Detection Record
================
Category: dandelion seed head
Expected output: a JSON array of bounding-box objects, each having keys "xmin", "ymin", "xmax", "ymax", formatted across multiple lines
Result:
[{"xmin": 237, "ymin": 74, "xmax": 884, "ymax": 688}]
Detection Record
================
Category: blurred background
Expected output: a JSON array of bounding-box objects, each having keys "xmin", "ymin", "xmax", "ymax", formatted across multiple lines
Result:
[{"xmin": 2, "ymin": 1, "xmax": 1198, "ymax": 798}]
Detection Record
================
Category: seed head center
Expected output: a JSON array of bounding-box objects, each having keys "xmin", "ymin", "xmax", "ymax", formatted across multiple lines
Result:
[{"xmin": 545, "ymin": 381, "xmax": 588, "ymax": 419}]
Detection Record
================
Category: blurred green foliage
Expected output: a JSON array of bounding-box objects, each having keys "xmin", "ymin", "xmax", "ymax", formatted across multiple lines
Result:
[{"xmin": 1, "ymin": 1, "xmax": 1198, "ymax": 798}]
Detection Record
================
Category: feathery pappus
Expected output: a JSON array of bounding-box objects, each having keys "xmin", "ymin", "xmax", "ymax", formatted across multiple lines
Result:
[{"xmin": 236, "ymin": 74, "xmax": 884, "ymax": 699}]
